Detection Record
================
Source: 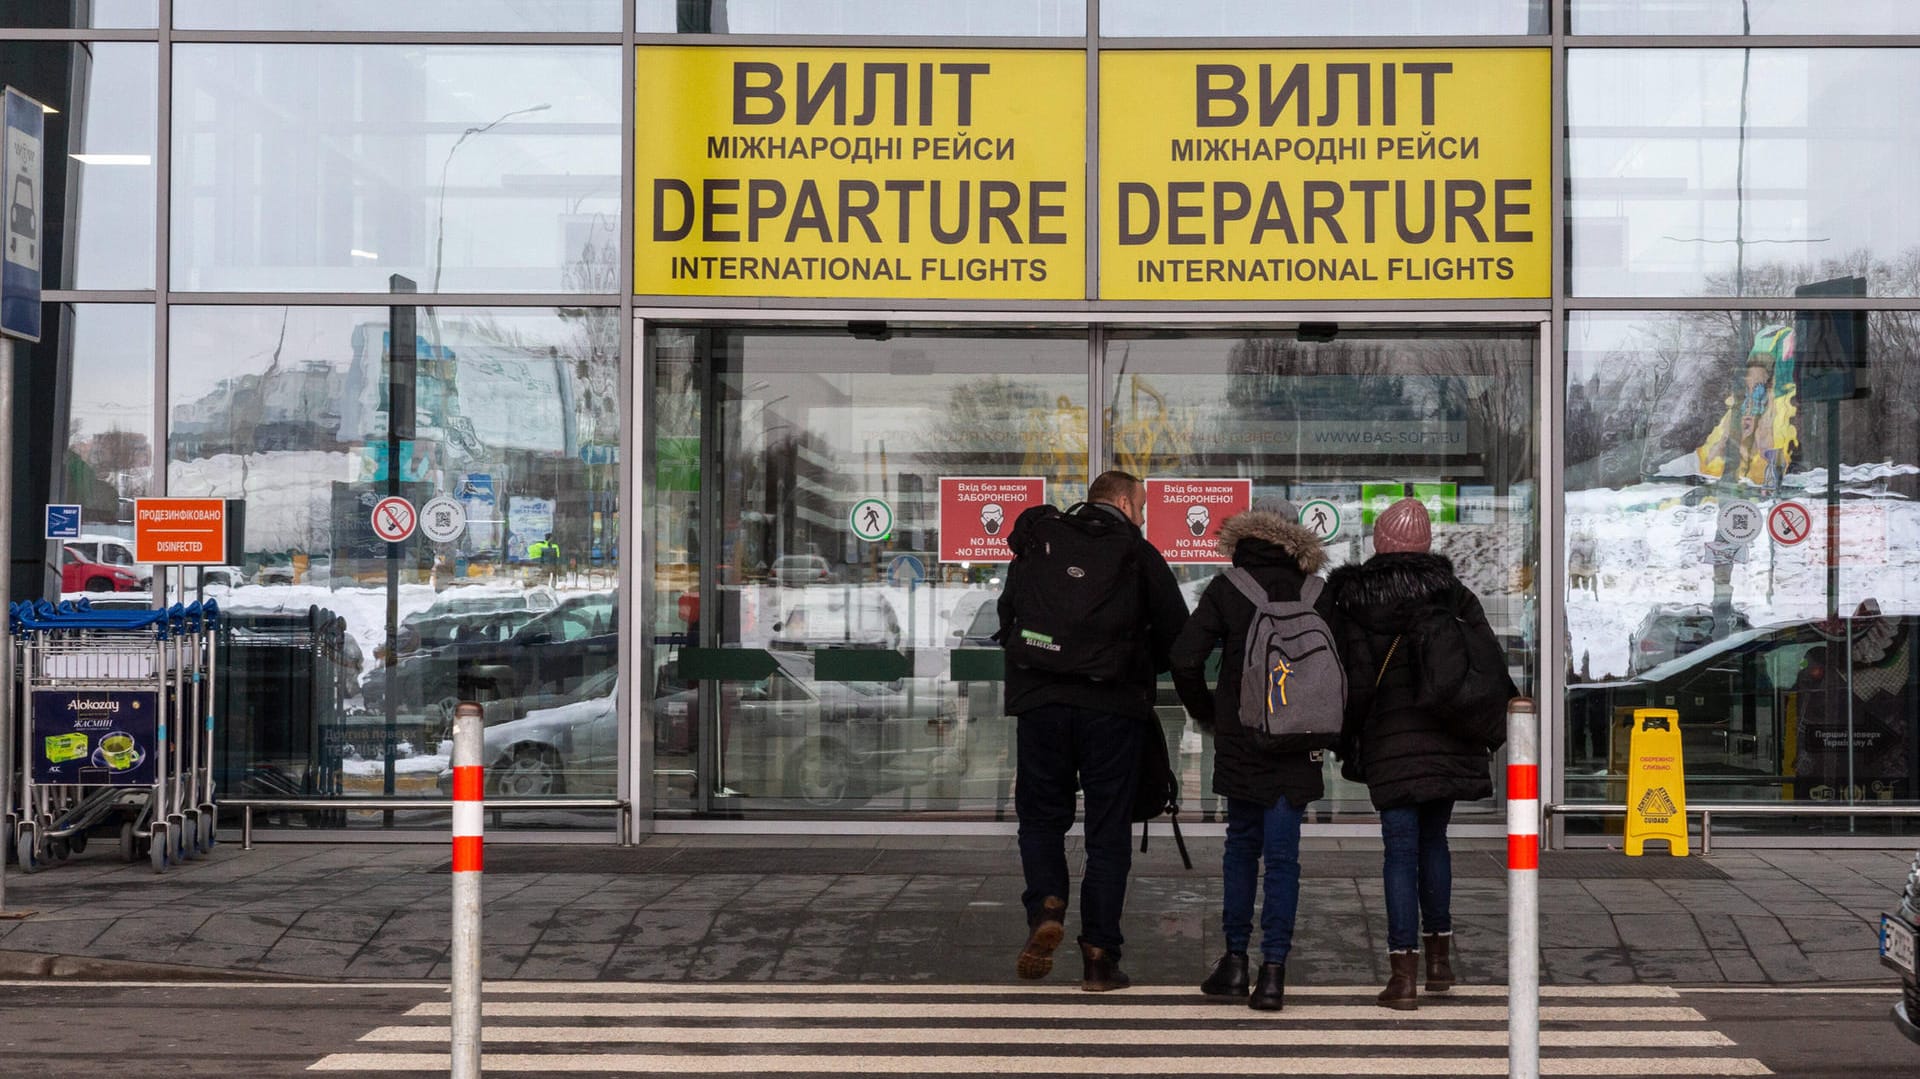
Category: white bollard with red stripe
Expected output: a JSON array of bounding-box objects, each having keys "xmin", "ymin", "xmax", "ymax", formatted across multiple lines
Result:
[
  {"xmin": 451, "ymin": 701, "xmax": 485, "ymax": 1079},
  {"xmin": 1507, "ymin": 697, "xmax": 1540, "ymax": 1079}
]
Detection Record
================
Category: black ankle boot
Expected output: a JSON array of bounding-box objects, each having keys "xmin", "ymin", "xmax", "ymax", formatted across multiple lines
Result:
[
  {"xmin": 1078, "ymin": 938, "xmax": 1131, "ymax": 992},
  {"xmin": 1200, "ymin": 951, "xmax": 1249, "ymax": 998},
  {"xmin": 1248, "ymin": 961, "xmax": 1286, "ymax": 1011}
]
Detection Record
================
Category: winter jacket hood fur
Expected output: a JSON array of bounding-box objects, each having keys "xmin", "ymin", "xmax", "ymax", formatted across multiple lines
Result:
[{"xmin": 1216, "ymin": 511, "xmax": 1328, "ymax": 575}]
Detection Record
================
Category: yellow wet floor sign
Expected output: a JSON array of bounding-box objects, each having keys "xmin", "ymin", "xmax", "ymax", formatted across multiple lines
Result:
[{"xmin": 1625, "ymin": 708, "xmax": 1689, "ymax": 857}]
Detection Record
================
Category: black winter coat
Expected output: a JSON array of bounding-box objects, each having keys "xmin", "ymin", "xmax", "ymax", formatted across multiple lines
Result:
[
  {"xmin": 1327, "ymin": 551, "xmax": 1497, "ymax": 811},
  {"xmin": 1170, "ymin": 511, "xmax": 1335, "ymax": 810},
  {"xmin": 999, "ymin": 503, "xmax": 1190, "ymax": 722}
]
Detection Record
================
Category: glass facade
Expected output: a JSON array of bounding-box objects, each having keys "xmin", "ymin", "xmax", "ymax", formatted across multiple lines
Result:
[
  {"xmin": 172, "ymin": 45, "xmax": 623, "ymax": 294},
  {"xmin": 1568, "ymin": 49, "xmax": 1920, "ymax": 298},
  {"xmin": 639, "ymin": 2, "xmax": 1085, "ymax": 35},
  {"xmin": 0, "ymin": 41, "xmax": 157, "ymax": 290},
  {"xmin": 174, "ymin": 2, "xmax": 624, "ymax": 32},
  {"xmin": 3, "ymin": 10, "xmax": 1914, "ymax": 843},
  {"xmin": 167, "ymin": 305, "xmax": 620, "ymax": 827},
  {"xmin": 1101, "ymin": 1, "xmax": 1546, "ymax": 37},
  {"xmin": 1570, "ymin": 1, "xmax": 1920, "ymax": 36},
  {"xmin": 1565, "ymin": 310, "xmax": 1920, "ymax": 832}
]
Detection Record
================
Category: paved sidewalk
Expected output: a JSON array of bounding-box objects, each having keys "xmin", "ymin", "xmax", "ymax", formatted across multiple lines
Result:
[{"xmin": 0, "ymin": 836, "xmax": 1909, "ymax": 988}]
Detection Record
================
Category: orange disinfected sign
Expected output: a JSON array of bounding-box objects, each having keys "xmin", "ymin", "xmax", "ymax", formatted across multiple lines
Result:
[
  {"xmin": 1144, "ymin": 478, "xmax": 1250, "ymax": 565},
  {"xmin": 133, "ymin": 498, "xmax": 227, "ymax": 565}
]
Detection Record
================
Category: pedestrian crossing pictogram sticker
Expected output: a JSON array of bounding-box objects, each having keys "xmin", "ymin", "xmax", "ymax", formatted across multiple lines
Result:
[
  {"xmin": 1300, "ymin": 498, "xmax": 1341, "ymax": 542},
  {"xmin": 309, "ymin": 981, "xmax": 1773, "ymax": 1076}
]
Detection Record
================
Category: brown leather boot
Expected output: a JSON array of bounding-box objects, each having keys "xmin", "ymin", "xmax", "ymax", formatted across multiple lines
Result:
[
  {"xmin": 1424, "ymin": 932, "xmax": 1455, "ymax": 993},
  {"xmin": 1079, "ymin": 938, "xmax": 1131, "ymax": 992},
  {"xmin": 1377, "ymin": 950, "xmax": 1419, "ymax": 1011},
  {"xmin": 1016, "ymin": 896, "xmax": 1066, "ymax": 980}
]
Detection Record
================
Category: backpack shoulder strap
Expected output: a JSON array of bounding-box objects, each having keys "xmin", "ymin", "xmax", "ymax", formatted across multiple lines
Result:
[
  {"xmin": 1298, "ymin": 576, "xmax": 1325, "ymax": 606},
  {"xmin": 1221, "ymin": 566, "xmax": 1268, "ymax": 606}
]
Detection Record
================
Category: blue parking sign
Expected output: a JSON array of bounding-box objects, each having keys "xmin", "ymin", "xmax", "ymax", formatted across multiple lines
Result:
[{"xmin": 44, "ymin": 503, "xmax": 79, "ymax": 539}]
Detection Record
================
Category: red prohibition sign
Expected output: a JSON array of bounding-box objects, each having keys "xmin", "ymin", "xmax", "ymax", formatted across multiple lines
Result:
[
  {"xmin": 371, "ymin": 495, "xmax": 417, "ymax": 542},
  {"xmin": 1768, "ymin": 501, "xmax": 1811, "ymax": 546}
]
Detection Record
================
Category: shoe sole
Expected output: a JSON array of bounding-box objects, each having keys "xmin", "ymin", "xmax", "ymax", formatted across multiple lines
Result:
[
  {"xmin": 1081, "ymin": 981, "xmax": 1130, "ymax": 992},
  {"xmin": 1201, "ymin": 989, "xmax": 1251, "ymax": 1000},
  {"xmin": 1377, "ymin": 998, "xmax": 1419, "ymax": 1011},
  {"xmin": 1427, "ymin": 983, "xmax": 1454, "ymax": 993},
  {"xmin": 1248, "ymin": 999, "xmax": 1284, "ymax": 1012},
  {"xmin": 1016, "ymin": 921, "xmax": 1064, "ymax": 980}
]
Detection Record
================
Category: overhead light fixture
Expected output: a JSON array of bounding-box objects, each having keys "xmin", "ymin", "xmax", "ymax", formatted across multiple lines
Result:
[
  {"xmin": 70, "ymin": 153, "xmax": 150, "ymax": 166},
  {"xmin": 350, "ymin": 249, "xmax": 381, "ymax": 260}
]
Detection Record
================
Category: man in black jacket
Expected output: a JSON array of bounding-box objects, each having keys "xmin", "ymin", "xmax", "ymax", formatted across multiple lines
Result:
[
  {"xmin": 998, "ymin": 470, "xmax": 1188, "ymax": 991},
  {"xmin": 1170, "ymin": 498, "xmax": 1340, "ymax": 1011}
]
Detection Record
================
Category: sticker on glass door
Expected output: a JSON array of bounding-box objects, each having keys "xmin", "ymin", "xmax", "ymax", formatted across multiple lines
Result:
[{"xmin": 1144, "ymin": 478, "xmax": 1249, "ymax": 564}]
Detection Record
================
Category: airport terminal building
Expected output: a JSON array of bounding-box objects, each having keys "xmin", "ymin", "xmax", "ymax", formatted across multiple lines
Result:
[{"xmin": 5, "ymin": 2, "xmax": 1919, "ymax": 846}]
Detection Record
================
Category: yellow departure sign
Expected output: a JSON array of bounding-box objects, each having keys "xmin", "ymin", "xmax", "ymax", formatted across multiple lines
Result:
[
  {"xmin": 635, "ymin": 47, "xmax": 1086, "ymax": 299},
  {"xmin": 1099, "ymin": 50, "xmax": 1550, "ymax": 301},
  {"xmin": 1625, "ymin": 708, "xmax": 1690, "ymax": 857}
]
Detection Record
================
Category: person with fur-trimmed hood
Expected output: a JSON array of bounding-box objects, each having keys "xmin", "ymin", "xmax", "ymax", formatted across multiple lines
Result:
[
  {"xmin": 1328, "ymin": 497, "xmax": 1507, "ymax": 1012},
  {"xmin": 1171, "ymin": 497, "xmax": 1340, "ymax": 1012}
]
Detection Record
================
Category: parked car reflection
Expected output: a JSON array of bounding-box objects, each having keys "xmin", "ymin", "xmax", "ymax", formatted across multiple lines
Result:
[
  {"xmin": 652, "ymin": 651, "xmax": 969, "ymax": 808},
  {"xmin": 1568, "ymin": 607, "xmax": 1917, "ymax": 803},
  {"xmin": 1627, "ymin": 602, "xmax": 1753, "ymax": 675},
  {"xmin": 394, "ymin": 586, "xmax": 556, "ymax": 656},
  {"xmin": 458, "ymin": 650, "xmax": 968, "ymax": 805},
  {"xmin": 362, "ymin": 590, "xmax": 614, "ymax": 712},
  {"xmin": 770, "ymin": 586, "xmax": 902, "ymax": 651}
]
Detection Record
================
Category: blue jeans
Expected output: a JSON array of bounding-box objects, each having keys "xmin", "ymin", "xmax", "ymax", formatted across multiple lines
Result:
[
  {"xmin": 1380, "ymin": 799, "xmax": 1455, "ymax": 952},
  {"xmin": 1221, "ymin": 795, "xmax": 1305, "ymax": 965},
  {"xmin": 1015, "ymin": 704, "xmax": 1143, "ymax": 951}
]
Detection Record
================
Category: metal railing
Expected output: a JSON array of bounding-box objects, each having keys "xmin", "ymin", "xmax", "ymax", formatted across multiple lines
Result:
[
  {"xmin": 222, "ymin": 796, "xmax": 630, "ymax": 849},
  {"xmin": 1545, "ymin": 802, "xmax": 1920, "ymax": 855}
]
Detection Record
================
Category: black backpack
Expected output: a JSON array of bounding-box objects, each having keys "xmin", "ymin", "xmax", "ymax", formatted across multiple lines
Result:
[
  {"xmin": 1409, "ymin": 592, "xmax": 1517, "ymax": 749},
  {"xmin": 1132, "ymin": 720, "xmax": 1191, "ymax": 869},
  {"xmin": 1000, "ymin": 504, "xmax": 1145, "ymax": 683}
]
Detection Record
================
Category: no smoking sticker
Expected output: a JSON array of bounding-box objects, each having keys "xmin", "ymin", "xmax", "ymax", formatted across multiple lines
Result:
[
  {"xmin": 371, "ymin": 495, "xmax": 417, "ymax": 543},
  {"xmin": 1768, "ymin": 501, "xmax": 1811, "ymax": 547}
]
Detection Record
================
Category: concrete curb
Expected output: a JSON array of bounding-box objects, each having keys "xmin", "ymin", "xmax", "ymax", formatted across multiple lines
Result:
[{"xmin": 0, "ymin": 948, "xmax": 328, "ymax": 983}]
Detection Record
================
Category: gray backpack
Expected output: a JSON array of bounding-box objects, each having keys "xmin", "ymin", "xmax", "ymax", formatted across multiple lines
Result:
[{"xmin": 1221, "ymin": 567, "xmax": 1347, "ymax": 751}]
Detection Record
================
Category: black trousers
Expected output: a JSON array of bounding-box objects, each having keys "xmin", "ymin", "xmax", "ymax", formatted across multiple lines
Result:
[{"xmin": 1015, "ymin": 703, "xmax": 1143, "ymax": 951}]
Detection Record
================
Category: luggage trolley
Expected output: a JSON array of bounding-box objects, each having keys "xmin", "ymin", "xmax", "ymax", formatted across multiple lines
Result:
[{"xmin": 8, "ymin": 597, "xmax": 222, "ymax": 873}]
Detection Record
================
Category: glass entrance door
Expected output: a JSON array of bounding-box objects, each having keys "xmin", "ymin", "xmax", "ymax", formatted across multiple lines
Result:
[
  {"xmin": 1100, "ymin": 326, "xmax": 1540, "ymax": 825},
  {"xmin": 646, "ymin": 320, "xmax": 1541, "ymax": 825},
  {"xmin": 648, "ymin": 325, "xmax": 1090, "ymax": 814}
]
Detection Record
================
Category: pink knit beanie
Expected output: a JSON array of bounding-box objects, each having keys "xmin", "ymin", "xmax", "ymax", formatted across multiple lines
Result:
[{"xmin": 1372, "ymin": 497, "xmax": 1432, "ymax": 555}]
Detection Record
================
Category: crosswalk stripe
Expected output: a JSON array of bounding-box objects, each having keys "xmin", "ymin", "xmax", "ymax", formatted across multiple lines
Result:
[
  {"xmin": 475, "ymin": 982, "xmax": 1681, "ymax": 1000},
  {"xmin": 403, "ymin": 1001, "xmax": 1709, "ymax": 1023},
  {"xmin": 357, "ymin": 1024, "xmax": 1740, "ymax": 1049},
  {"xmin": 308, "ymin": 1052, "xmax": 1773, "ymax": 1075},
  {"xmin": 472, "ymin": 982, "xmax": 1684, "ymax": 1000}
]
